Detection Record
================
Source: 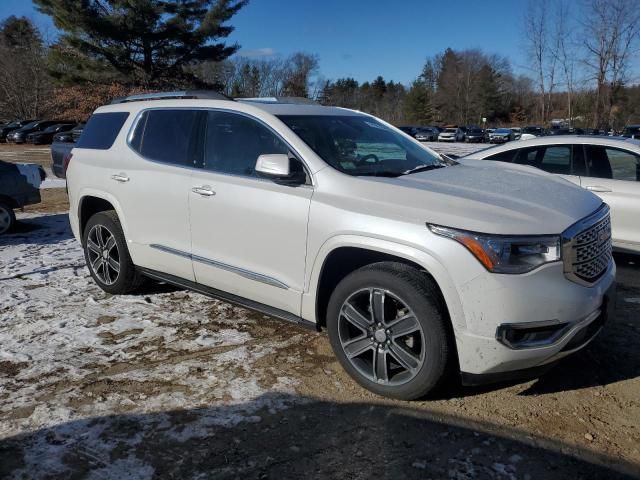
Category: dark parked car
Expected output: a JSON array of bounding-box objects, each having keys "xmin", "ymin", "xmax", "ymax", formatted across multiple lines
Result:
[
  {"xmin": 523, "ymin": 126, "xmax": 545, "ymax": 136},
  {"xmin": 6, "ymin": 120, "xmax": 70, "ymax": 144},
  {"xmin": 51, "ymin": 123, "xmax": 84, "ymax": 178},
  {"xmin": 547, "ymin": 127, "xmax": 572, "ymax": 136},
  {"xmin": 26, "ymin": 123, "xmax": 76, "ymax": 145},
  {"xmin": 622, "ymin": 125, "xmax": 640, "ymax": 139},
  {"xmin": 0, "ymin": 160, "xmax": 45, "ymax": 234},
  {"xmin": 465, "ymin": 128, "xmax": 488, "ymax": 143},
  {"xmin": 488, "ymin": 128, "xmax": 514, "ymax": 143},
  {"xmin": 0, "ymin": 120, "xmax": 36, "ymax": 142},
  {"xmin": 414, "ymin": 127, "xmax": 439, "ymax": 141},
  {"xmin": 398, "ymin": 126, "xmax": 419, "ymax": 137}
]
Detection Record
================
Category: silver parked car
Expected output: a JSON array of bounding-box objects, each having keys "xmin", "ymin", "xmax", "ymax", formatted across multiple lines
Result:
[{"xmin": 465, "ymin": 135, "xmax": 640, "ymax": 254}]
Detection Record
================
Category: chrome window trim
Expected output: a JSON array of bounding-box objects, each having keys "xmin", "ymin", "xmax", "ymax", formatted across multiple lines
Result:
[
  {"xmin": 149, "ymin": 244, "xmax": 289, "ymax": 290},
  {"xmin": 125, "ymin": 106, "xmax": 314, "ymax": 187}
]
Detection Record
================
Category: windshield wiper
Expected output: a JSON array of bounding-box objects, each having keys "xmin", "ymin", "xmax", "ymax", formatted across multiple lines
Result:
[
  {"xmin": 356, "ymin": 170, "xmax": 402, "ymax": 177},
  {"xmin": 401, "ymin": 164, "xmax": 446, "ymax": 175}
]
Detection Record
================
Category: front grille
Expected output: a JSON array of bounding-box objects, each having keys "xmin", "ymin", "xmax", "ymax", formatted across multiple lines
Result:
[{"xmin": 562, "ymin": 205, "xmax": 612, "ymax": 286}]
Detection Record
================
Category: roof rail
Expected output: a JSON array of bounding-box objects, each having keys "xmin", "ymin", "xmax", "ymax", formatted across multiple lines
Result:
[
  {"xmin": 110, "ymin": 90, "xmax": 233, "ymax": 104},
  {"xmin": 238, "ymin": 97, "xmax": 319, "ymax": 105}
]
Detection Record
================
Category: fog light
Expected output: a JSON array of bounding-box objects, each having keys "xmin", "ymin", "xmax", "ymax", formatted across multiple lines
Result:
[{"xmin": 496, "ymin": 321, "xmax": 570, "ymax": 349}]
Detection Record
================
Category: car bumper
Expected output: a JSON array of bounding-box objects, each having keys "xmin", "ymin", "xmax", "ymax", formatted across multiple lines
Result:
[
  {"xmin": 438, "ymin": 137, "xmax": 455, "ymax": 142},
  {"xmin": 455, "ymin": 260, "xmax": 616, "ymax": 377}
]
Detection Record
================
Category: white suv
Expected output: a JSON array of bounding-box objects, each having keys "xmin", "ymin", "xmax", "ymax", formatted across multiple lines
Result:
[{"xmin": 67, "ymin": 92, "xmax": 616, "ymax": 400}]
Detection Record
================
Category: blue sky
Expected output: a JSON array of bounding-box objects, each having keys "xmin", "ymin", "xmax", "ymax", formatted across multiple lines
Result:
[{"xmin": 0, "ymin": 0, "xmax": 529, "ymax": 84}]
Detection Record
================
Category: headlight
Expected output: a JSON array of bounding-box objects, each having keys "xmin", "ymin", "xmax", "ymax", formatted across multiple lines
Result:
[{"xmin": 428, "ymin": 224, "xmax": 561, "ymax": 273}]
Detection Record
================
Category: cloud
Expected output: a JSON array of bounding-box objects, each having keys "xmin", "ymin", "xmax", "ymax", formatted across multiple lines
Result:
[{"xmin": 236, "ymin": 47, "xmax": 276, "ymax": 58}]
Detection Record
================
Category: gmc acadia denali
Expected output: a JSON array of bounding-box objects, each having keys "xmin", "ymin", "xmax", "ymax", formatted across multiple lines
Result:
[{"xmin": 67, "ymin": 91, "xmax": 616, "ymax": 400}]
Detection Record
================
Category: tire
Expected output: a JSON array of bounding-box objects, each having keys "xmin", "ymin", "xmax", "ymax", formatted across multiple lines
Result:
[
  {"xmin": 83, "ymin": 211, "xmax": 142, "ymax": 294},
  {"xmin": 0, "ymin": 202, "xmax": 16, "ymax": 234},
  {"xmin": 326, "ymin": 262, "xmax": 453, "ymax": 400}
]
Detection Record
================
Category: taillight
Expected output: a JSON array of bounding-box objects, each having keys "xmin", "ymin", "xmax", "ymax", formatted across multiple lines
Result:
[{"xmin": 63, "ymin": 153, "xmax": 73, "ymax": 173}]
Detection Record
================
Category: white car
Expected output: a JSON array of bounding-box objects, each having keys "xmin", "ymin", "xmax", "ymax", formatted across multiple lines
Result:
[
  {"xmin": 438, "ymin": 127, "xmax": 464, "ymax": 142},
  {"xmin": 465, "ymin": 135, "xmax": 640, "ymax": 254},
  {"xmin": 67, "ymin": 92, "xmax": 615, "ymax": 400}
]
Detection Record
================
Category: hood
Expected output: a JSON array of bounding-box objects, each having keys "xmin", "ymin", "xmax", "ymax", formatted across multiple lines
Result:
[
  {"xmin": 351, "ymin": 159, "xmax": 602, "ymax": 235},
  {"xmin": 439, "ymin": 132, "xmax": 455, "ymax": 136}
]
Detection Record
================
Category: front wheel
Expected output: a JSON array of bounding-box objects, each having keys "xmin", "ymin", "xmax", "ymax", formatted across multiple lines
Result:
[
  {"xmin": 326, "ymin": 262, "xmax": 452, "ymax": 400},
  {"xmin": 0, "ymin": 202, "xmax": 16, "ymax": 234},
  {"xmin": 83, "ymin": 211, "xmax": 142, "ymax": 294}
]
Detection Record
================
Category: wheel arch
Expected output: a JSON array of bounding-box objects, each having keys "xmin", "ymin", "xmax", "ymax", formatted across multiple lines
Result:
[
  {"xmin": 305, "ymin": 235, "xmax": 466, "ymax": 334},
  {"xmin": 0, "ymin": 194, "xmax": 19, "ymax": 210},
  {"xmin": 77, "ymin": 192, "xmax": 129, "ymax": 244}
]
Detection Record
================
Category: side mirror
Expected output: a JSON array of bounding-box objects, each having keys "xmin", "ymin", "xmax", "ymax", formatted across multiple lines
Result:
[
  {"xmin": 255, "ymin": 154, "xmax": 290, "ymax": 177},
  {"xmin": 255, "ymin": 154, "xmax": 307, "ymax": 185}
]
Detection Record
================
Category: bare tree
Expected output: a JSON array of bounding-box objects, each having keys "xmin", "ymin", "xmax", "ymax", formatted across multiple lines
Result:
[
  {"xmin": 554, "ymin": 0, "xmax": 576, "ymax": 123},
  {"xmin": 582, "ymin": 0, "xmax": 640, "ymax": 128},
  {"xmin": 524, "ymin": 0, "xmax": 558, "ymax": 123}
]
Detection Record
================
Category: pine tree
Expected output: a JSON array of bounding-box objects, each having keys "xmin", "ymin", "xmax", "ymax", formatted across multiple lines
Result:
[{"xmin": 34, "ymin": 0, "xmax": 247, "ymax": 88}]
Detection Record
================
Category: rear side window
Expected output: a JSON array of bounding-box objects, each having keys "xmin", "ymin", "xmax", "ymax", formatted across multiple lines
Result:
[
  {"xmin": 130, "ymin": 109, "xmax": 205, "ymax": 166},
  {"xmin": 77, "ymin": 112, "xmax": 129, "ymax": 150}
]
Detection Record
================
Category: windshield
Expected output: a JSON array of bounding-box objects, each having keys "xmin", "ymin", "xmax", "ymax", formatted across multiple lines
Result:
[
  {"xmin": 278, "ymin": 115, "xmax": 447, "ymax": 176},
  {"xmin": 469, "ymin": 129, "xmax": 483, "ymax": 134},
  {"xmin": 443, "ymin": 128, "xmax": 456, "ymax": 133},
  {"xmin": 496, "ymin": 128, "xmax": 511, "ymax": 134}
]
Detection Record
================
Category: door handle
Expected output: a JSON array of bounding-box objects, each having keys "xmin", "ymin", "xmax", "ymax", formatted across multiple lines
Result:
[
  {"xmin": 192, "ymin": 186, "xmax": 216, "ymax": 197},
  {"xmin": 585, "ymin": 185, "xmax": 612, "ymax": 193},
  {"xmin": 111, "ymin": 173, "xmax": 130, "ymax": 183}
]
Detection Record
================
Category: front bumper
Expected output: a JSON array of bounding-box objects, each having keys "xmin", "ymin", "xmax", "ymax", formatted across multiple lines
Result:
[{"xmin": 455, "ymin": 260, "xmax": 616, "ymax": 377}]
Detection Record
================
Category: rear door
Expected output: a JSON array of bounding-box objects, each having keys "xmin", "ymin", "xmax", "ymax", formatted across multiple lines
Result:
[
  {"xmin": 114, "ymin": 108, "xmax": 205, "ymax": 281},
  {"xmin": 581, "ymin": 145, "xmax": 640, "ymax": 250}
]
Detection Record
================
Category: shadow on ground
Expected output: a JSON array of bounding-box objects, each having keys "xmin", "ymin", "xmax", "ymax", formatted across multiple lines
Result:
[
  {"xmin": 0, "ymin": 395, "xmax": 637, "ymax": 479},
  {"xmin": 0, "ymin": 213, "xmax": 72, "ymax": 246}
]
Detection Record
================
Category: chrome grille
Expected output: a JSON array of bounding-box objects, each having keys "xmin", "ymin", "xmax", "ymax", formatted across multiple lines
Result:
[{"xmin": 562, "ymin": 205, "xmax": 612, "ymax": 286}]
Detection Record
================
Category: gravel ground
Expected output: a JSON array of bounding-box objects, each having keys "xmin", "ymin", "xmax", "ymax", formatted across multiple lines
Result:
[{"xmin": 0, "ymin": 142, "xmax": 639, "ymax": 479}]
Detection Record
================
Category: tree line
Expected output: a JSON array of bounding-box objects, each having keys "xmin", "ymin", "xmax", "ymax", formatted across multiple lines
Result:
[{"xmin": 0, "ymin": 0, "xmax": 638, "ymax": 129}]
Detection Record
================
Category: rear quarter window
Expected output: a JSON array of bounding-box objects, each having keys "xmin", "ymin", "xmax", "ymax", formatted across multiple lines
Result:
[{"xmin": 76, "ymin": 112, "xmax": 129, "ymax": 150}]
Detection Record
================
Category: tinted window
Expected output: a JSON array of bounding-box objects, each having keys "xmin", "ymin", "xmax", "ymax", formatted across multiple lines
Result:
[
  {"xmin": 204, "ymin": 111, "xmax": 289, "ymax": 177},
  {"xmin": 485, "ymin": 149, "xmax": 517, "ymax": 162},
  {"xmin": 130, "ymin": 110, "xmax": 204, "ymax": 166},
  {"xmin": 585, "ymin": 145, "xmax": 639, "ymax": 181},
  {"xmin": 77, "ymin": 112, "xmax": 129, "ymax": 150},
  {"xmin": 514, "ymin": 145, "xmax": 571, "ymax": 174},
  {"xmin": 540, "ymin": 146, "xmax": 571, "ymax": 174}
]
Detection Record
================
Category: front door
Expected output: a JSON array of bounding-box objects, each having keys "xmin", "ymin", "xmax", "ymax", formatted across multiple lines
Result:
[
  {"xmin": 581, "ymin": 145, "xmax": 640, "ymax": 251},
  {"xmin": 189, "ymin": 110, "xmax": 313, "ymax": 315}
]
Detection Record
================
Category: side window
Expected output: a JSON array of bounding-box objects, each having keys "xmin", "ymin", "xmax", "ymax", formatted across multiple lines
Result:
[
  {"xmin": 604, "ymin": 147, "xmax": 639, "ymax": 181},
  {"xmin": 130, "ymin": 109, "xmax": 204, "ymax": 166},
  {"xmin": 514, "ymin": 147, "xmax": 541, "ymax": 165},
  {"xmin": 484, "ymin": 149, "xmax": 518, "ymax": 162},
  {"xmin": 77, "ymin": 112, "xmax": 129, "ymax": 150},
  {"xmin": 584, "ymin": 145, "xmax": 613, "ymax": 179},
  {"xmin": 204, "ymin": 111, "xmax": 289, "ymax": 177},
  {"xmin": 539, "ymin": 146, "xmax": 571, "ymax": 175},
  {"xmin": 514, "ymin": 146, "xmax": 571, "ymax": 175}
]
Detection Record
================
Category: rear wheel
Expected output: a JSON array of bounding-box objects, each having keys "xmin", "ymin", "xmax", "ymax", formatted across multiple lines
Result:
[
  {"xmin": 327, "ymin": 262, "xmax": 452, "ymax": 400},
  {"xmin": 0, "ymin": 202, "xmax": 16, "ymax": 234},
  {"xmin": 83, "ymin": 211, "xmax": 142, "ymax": 294}
]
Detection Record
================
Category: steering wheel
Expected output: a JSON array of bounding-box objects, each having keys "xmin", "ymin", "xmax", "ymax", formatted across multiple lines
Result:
[{"xmin": 356, "ymin": 154, "xmax": 379, "ymax": 165}]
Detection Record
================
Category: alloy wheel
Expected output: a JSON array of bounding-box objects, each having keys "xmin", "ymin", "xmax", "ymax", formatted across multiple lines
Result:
[
  {"xmin": 86, "ymin": 224, "xmax": 120, "ymax": 285},
  {"xmin": 338, "ymin": 288, "xmax": 425, "ymax": 386}
]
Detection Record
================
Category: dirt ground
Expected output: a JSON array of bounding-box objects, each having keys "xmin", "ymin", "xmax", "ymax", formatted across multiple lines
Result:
[{"xmin": 0, "ymin": 146, "xmax": 639, "ymax": 478}]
